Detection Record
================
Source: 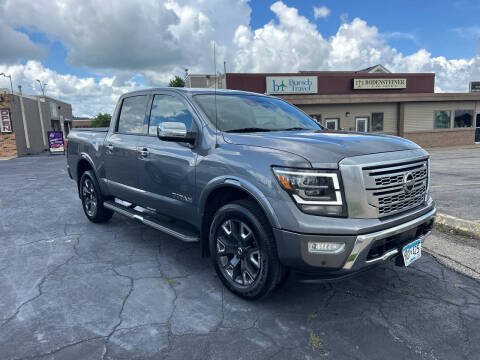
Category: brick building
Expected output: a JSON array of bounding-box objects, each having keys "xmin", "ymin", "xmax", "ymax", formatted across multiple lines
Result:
[
  {"xmin": 187, "ymin": 65, "xmax": 480, "ymax": 147},
  {"xmin": 0, "ymin": 89, "xmax": 73, "ymax": 157}
]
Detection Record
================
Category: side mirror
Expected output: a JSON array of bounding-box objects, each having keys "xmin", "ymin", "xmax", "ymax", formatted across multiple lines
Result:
[{"xmin": 157, "ymin": 122, "xmax": 196, "ymax": 144}]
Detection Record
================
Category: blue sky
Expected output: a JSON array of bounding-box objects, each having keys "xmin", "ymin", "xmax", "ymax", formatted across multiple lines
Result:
[
  {"xmin": 18, "ymin": 0, "xmax": 480, "ymax": 80},
  {"xmin": 1, "ymin": 0, "xmax": 479, "ymax": 116},
  {"xmin": 249, "ymin": 0, "xmax": 480, "ymax": 58}
]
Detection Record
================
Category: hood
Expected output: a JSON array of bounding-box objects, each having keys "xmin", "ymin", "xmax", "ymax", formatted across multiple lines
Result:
[{"xmin": 223, "ymin": 130, "xmax": 420, "ymax": 168}]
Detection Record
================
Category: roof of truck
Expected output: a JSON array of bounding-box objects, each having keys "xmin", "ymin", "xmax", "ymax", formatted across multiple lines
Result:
[{"xmin": 122, "ymin": 87, "xmax": 266, "ymax": 97}]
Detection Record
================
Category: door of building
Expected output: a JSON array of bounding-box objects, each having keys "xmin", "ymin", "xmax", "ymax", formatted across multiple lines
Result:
[
  {"xmin": 356, "ymin": 117, "xmax": 368, "ymax": 132},
  {"xmin": 476, "ymin": 114, "xmax": 480, "ymax": 143},
  {"xmin": 325, "ymin": 118, "xmax": 338, "ymax": 130}
]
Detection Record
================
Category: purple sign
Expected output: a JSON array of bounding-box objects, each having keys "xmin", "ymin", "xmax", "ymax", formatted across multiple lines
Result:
[{"xmin": 48, "ymin": 131, "xmax": 65, "ymax": 153}]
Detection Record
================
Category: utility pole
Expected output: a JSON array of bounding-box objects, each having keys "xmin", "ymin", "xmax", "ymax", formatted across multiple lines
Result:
[
  {"xmin": 36, "ymin": 79, "xmax": 48, "ymax": 96},
  {"xmin": 18, "ymin": 85, "xmax": 31, "ymax": 150}
]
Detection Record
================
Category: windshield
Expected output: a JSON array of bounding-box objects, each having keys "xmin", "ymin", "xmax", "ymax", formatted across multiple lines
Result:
[{"xmin": 193, "ymin": 94, "xmax": 321, "ymax": 132}]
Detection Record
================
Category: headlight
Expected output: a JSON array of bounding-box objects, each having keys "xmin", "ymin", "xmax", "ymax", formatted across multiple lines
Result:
[{"xmin": 272, "ymin": 167, "xmax": 347, "ymax": 217}]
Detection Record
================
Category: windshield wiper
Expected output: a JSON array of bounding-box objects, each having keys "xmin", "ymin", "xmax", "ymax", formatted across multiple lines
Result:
[
  {"xmin": 225, "ymin": 127, "xmax": 272, "ymax": 133},
  {"xmin": 274, "ymin": 127, "xmax": 310, "ymax": 131}
]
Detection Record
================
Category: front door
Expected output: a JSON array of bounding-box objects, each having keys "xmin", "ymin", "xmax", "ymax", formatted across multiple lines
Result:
[
  {"xmin": 104, "ymin": 94, "xmax": 148, "ymax": 203},
  {"xmin": 356, "ymin": 117, "xmax": 368, "ymax": 132},
  {"xmin": 476, "ymin": 114, "xmax": 480, "ymax": 143},
  {"xmin": 136, "ymin": 93, "xmax": 199, "ymax": 223},
  {"xmin": 325, "ymin": 118, "xmax": 339, "ymax": 130}
]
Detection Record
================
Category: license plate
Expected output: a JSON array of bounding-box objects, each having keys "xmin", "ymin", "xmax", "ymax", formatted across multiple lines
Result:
[{"xmin": 402, "ymin": 239, "xmax": 422, "ymax": 266}]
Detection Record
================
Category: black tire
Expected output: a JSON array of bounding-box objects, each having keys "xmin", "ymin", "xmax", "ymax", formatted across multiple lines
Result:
[
  {"xmin": 209, "ymin": 199, "xmax": 285, "ymax": 300},
  {"xmin": 79, "ymin": 170, "xmax": 114, "ymax": 223}
]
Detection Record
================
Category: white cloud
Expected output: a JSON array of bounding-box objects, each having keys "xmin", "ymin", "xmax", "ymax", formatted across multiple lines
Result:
[
  {"xmin": 233, "ymin": 2, "xmax": 480, "ymax": 92},
  {"xmin": 233, "ymin": 2, "xmax": 331, "ymax": 72},
  {"xmin": 0, "ymin": 23, "xmax": 45, "ymax": 63},
  {"xmin": 0, "ymin": 61, "xmax": 142, "ymax": 117},
  {"xmin": 0, "ymin": 0, "xmax": 251, "ymax": 76},
  {"xmin": 0, "ymin": 0, "xmax": 479, "ymax": 117},
  {"xmin": 313, "ymin": 5, "xmax": 331, "ymax": 19}
]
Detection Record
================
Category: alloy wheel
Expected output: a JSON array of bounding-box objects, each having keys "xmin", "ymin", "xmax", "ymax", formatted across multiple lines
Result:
[
  {"xmin": 216, "ymin": 219, "xmax": 261, "ymax": 286},
  {"xmin": 82, "ymin": 178, "xmax": 97, "ymax": 217}
]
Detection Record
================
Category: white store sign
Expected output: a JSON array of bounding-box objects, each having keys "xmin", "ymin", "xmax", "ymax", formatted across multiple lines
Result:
[
  {"xmin": 266, "ymin": 76, "xmax": 318, "ymax": 94},
  {"xmin": 1, "ymin": 109, "xmax": 12, "ymax": 133}
]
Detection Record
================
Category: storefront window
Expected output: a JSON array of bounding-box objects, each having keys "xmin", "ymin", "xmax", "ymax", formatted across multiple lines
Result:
[
  {"xmin": 50, "ymin": 102, "xmax": 59, "ymax": 120},
  {"xmin": 454, "ymin": 110, "xmax": 473, "ymax": 128},
  {"xmin": 371, "ymin": 113, "xmax": 384, "ymax": 131},
  {"xmin": 434, "ymin": 111, "xmax": 451, "ymax": 129}
]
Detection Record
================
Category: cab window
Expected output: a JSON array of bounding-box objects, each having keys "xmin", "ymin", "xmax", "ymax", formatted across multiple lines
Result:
[
  {"xmin": 148, "ymin": 95, "xmax": 194, "ymax": 135},
  {"xmin": 116, "ymin": 95, "xmax": 148, "ymax": 134}
]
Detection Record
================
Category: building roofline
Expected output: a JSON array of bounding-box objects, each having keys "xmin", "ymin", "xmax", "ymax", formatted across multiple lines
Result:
[
  {"xmin": 226, "ymin": 72, "xmax": 435, "ymax": 77},
  {"xmin": 279, "ymin": 92, "xmax": 480, "ymax": 105}
]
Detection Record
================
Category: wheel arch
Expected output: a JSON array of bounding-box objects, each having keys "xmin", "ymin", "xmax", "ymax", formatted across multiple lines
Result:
[
  {"xmin": 76, "ymin": 154, "xmax": 98, "ymax": 197},
  {"xmin": 199, "ymin": 176, "xmax": 280, "ymax": 257}
]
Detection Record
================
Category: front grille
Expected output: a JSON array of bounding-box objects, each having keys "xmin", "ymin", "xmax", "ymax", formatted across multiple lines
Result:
[{"xmin": 363, "ymin": 159, "xmax": 428, "ymax": 218}]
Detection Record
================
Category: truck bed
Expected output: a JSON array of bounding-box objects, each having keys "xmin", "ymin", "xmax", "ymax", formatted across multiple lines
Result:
[{"xmin": 70, "ymin": 127, "xmax": 109, "ymax": 132}]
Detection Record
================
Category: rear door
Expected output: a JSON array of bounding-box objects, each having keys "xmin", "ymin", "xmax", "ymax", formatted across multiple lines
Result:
[
  {"xmin": 136, "ymin": 92, "xmax": 199, "ymax": 222},
  {"xmin": 104, "ymin": 94, "xmax": 149, "ymax": 203}
]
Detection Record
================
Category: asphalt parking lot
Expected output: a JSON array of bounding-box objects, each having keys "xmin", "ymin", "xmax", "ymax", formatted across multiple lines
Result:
[
  {"xmin": 429, "ymin": 146, "xmax": 480, "ymax": 221},
  {"xmin": 1, "ymin": 155, "xmax": 479, "ymax": 360}
]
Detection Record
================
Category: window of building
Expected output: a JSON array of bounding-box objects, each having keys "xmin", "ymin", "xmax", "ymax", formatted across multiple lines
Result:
[
  {"xmin": 371, "ymin": 112, "xmax": 384, "ymax": 131},
  {"xmin": 453, "ymin": 110, "xmax": 474, "ymax": 128},
  {"xmin": 355, "ymin": 117, "xmax": 368, "ymax": 132},
  {"xmin": 434, "ymin": 111, "xmax": 451, "ymax": 129},
  {"xmin": 310, "ymin": 114, "xmax": 322, "ymax": 125},
  {"xmin": 149, "ymin": 95, "xmax": 193, "ymax": 135},
  {"xmin": 325, "ymin": 118, "xmax": 339, "ymax": 130},
  {"xmin": 50, "ymin": 102, "xmax": 59, "ymax": 120},
  {"xmin": 116, "ymin": 95, "xmax": 147, "ymax": 134}
]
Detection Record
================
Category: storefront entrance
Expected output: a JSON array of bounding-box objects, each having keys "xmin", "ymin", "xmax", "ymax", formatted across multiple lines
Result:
[
  {"xmin": 325, "ymin": 118, "xmax": 339, "ymax": 130},
  {"xmin": 356, "ymin": 117, "xmax": 368, "ymax": 132}
]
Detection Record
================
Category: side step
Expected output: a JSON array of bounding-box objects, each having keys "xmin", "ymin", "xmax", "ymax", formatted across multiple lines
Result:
[{"xmin": 103, "ymin": 200, "xmax": 199, "ymax": 242}]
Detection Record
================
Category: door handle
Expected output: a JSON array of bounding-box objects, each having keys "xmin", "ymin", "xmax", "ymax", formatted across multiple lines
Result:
[
  {"xmin": 138, "ymin": 148, "xmax": 149, "ymax": 157},
  {"xmin": 106, "ymin": 143, "xmax": 114, "ymax": 152}
]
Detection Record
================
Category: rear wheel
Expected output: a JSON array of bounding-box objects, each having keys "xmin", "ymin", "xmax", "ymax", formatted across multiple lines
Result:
[
  {"xmin": 209, "ymin": 199, "xmax": 285, "ymax": 300},
  {"xmin": 79, "ymin": 170, "xmax": 113, "ymax": 223}
]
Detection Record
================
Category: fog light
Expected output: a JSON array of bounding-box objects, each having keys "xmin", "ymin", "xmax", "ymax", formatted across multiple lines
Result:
[{"xmin": 308, "ymin": 242, "xmax": 345, "ymax": 254}]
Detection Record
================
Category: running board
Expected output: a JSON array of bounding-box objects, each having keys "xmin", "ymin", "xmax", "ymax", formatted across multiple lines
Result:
[{"xmin": 103, "ymin": 200, "xmax": 199, "ymax": 242}]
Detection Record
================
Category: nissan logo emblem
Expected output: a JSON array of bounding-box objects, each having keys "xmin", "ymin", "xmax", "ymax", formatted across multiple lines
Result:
[{"xmin": 403, "ymin": 172, "xmax": 415, "ymax": 192}]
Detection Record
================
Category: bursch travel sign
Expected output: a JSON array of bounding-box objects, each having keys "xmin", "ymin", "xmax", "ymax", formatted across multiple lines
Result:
[{"xmin": 266, "ymin": 76, "xmax": 318, "ymax": 94}]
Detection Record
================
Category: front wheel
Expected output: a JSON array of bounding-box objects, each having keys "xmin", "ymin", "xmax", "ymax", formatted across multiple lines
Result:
[
  {"xmin": 79, "ymin": 170, "xmax": 113, "ymax": 223},
  {"xmin": 209, "ymin": 199, "xmax": 285, "ymax": 300}
]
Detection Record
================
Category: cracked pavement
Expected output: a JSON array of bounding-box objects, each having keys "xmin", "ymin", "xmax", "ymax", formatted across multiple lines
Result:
[{"xmin": 1, "ymin": 155, "xmax": 479, "ymax": 360}]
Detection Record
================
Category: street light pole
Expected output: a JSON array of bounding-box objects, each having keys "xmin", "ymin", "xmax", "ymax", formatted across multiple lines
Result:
[
  {"xmin": 36, "ymin": 79, "xmax": 48, "ymax": 96},
  {"xmin": 0, "ymin": 73, "xmax": 14, "ymax": 103}
]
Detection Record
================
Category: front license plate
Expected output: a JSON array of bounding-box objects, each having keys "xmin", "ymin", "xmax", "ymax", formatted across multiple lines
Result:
[{"xmin": 402, "ymin": 239, "xmax": 422, "ymax": 266}]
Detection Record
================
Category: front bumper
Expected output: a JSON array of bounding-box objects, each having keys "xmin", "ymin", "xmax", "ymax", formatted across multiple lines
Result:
[{"xmin": 274, "ymin": 207, "xmax": 436, "ymax": 276}]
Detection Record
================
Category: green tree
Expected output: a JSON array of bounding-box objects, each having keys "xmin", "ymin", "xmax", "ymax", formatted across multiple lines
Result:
[
  {"xmin": 91, "ymin": 113, "xmax": 111, "ymax": 128},
  {"xmin": 168, "ymin": 76, "xmax": 185, "ymax": 87}
]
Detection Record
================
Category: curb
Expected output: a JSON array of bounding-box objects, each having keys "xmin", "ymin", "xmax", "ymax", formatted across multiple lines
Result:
[{"xmin": 434, "ymin": 213, "xmax": 480, "ymax": 240}]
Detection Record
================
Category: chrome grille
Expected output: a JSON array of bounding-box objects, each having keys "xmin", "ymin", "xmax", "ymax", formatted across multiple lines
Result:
[{"xmin": 363, "ymin": 159, "xmax": 428, "ymax": 218}]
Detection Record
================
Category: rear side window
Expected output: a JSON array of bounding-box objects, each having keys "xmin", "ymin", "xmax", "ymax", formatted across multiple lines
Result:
[
  {"xmin": 117, "ymin": 95, "xmax": 147, "ymax": 134},
  {"xmin": 148, "ymin": 95, "xmax": 193, "ymax": 135}
]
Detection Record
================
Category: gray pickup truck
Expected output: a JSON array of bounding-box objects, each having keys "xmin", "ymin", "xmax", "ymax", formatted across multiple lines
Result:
[{"xmin": 66, "ymin": 88, "xmax": 436, "ymax": 299}]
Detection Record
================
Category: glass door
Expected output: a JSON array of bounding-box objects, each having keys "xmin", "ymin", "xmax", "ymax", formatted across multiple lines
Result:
[
  {"xmin": 356, "ymin": 117, "xmax": 368, "ymax": 132},
  {"xmin": 325, "ymin": 118, "xmax": 339, "ymax": 130}
]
